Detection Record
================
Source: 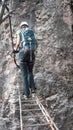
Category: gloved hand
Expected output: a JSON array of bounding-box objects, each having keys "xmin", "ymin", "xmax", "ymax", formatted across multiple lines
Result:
[{"xmin": 12, "ymin": 49, "xmax": 19, "ymax": 53}]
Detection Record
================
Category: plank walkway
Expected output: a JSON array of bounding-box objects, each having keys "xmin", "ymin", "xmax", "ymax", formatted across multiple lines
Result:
[{"xmin": 17, "ymin": 85, "xmax": 59, "ymax": 130}]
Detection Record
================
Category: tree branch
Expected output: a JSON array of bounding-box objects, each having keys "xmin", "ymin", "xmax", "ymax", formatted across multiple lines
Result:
[
  {"xmin": 0, "ymin": 10, "xmax": 14, "ymax": 24},
  {"xmin": 0, "ymin": 0, "xmax": 7, "ymax": 19}
]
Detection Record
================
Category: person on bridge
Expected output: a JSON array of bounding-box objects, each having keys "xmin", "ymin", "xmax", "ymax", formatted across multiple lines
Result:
[{"xmin": 14, "ymin": 21, "xmax": 37, "ymax": 99}]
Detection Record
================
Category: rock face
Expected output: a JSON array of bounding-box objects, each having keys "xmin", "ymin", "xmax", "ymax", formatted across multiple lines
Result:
[{"xmin": 0, "ymin": 0, "xmax": 73, "ymax": 130}]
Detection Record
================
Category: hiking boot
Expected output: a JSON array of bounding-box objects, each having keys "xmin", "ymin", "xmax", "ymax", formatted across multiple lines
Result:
[
  {"xmin": 32, "ymin": 93, "xmax": 35, "ymax": 97},
  {"xmin": 23, "ymin": 95, "xmax": 28, "ymax": 100},
  {"xmin": 31, "ymin": 88, "xmax": 36, "ymax": 93},
  {"xmin": 31, "ymin": 89, "xmax": 35, "ymax": 93},
  {"xmin": 23, "ymin": 94, "xmax": 31, "ymax": 99}
]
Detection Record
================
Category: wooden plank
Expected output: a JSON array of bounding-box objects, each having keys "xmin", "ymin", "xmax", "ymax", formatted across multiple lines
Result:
[
  {"xmin": 22, "ymin": 103, "xmax": 38, "ymax": 106},
  {"xmin": 22, "ymin": 115, "xmax": 44, "ymax": 118},
  {"xmin": 24, "ymin": 123, "xmax": 49, "ymax": 127},
  {"xmin": 22, "ymin": 108, "xmax": 41, "ymax": 112},
  {"xmin": 21, "ymin": 100, "xmax": 36, "ymax": 103}
]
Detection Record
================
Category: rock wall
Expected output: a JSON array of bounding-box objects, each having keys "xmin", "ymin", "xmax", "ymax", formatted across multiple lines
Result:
[{"xmin": 0, "ymin": 0, "xmax": 73, "ymax": 129}]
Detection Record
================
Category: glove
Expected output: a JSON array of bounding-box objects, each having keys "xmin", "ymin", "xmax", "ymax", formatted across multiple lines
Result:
[{"xmin": 13, "ymin": 49, "xmax": 19, "ymax": 53}]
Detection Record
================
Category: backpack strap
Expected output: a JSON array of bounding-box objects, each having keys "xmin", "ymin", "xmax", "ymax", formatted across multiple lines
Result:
[
  {"xmin": 21, "ymin": 31, "xmax": 25, "ymax": 43},
  {"xmin": 19, "ymin": 30, "xmax": 26, "ymax": 50}
]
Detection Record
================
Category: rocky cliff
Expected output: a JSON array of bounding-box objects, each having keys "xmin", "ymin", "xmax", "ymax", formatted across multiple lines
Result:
[{"xmin": 0, "ymin": 0, "xmax": 73, "ymax": 130}]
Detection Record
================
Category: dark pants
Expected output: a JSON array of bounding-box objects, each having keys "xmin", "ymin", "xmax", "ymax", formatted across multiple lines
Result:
[{"xmin": 19, "ymin": 50, "xmax": 35, "ymax": 97}]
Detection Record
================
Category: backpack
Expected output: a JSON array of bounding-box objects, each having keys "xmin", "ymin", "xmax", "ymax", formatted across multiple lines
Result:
[{"xmin": 21, "ymin": 29, "xmax": 36, "ymax": 62}]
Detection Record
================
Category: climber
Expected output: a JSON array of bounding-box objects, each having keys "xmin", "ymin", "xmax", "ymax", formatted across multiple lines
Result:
[{"xmin": 13, "ymin": 21, "xmax": 36, "ymax": 99}]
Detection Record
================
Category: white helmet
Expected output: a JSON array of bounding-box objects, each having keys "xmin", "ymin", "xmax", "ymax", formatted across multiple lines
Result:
[{"xmin": 20, "ymin": 21, "xmax": 29, "ymax": 27}]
